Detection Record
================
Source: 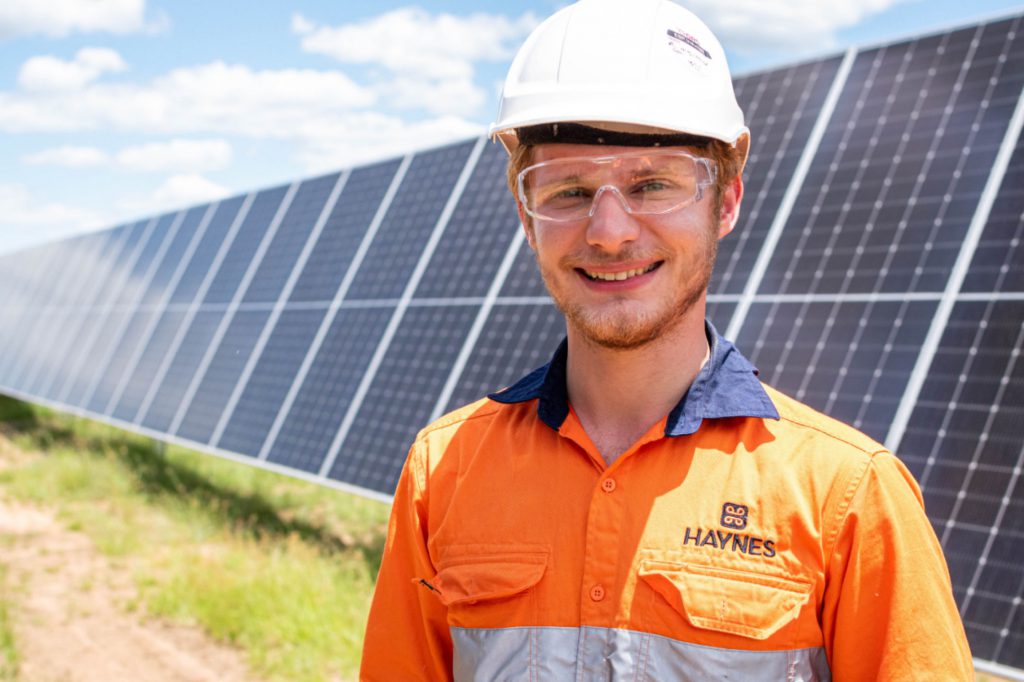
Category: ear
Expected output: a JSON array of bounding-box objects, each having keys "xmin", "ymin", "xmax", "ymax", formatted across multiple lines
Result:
[
  {"xmin": 717, "ymin": 175, "xmax": 743, "ymax": 240},
  {"xmin": 517, "ymin": 201, "xmax": 537, "ymax": 250}
]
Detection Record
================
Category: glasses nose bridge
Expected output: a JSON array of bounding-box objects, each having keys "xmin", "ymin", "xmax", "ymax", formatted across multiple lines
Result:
[{"xmin": 587, "ymin": 184, "xmax": 634, "ymax": 217}]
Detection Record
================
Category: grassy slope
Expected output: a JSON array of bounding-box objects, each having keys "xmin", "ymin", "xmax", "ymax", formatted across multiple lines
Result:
[{"xmin": 0, "ymin": 396, "xmax": 390, "ymax": 682}]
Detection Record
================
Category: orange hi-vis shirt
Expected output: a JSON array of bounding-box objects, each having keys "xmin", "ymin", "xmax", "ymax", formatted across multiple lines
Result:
[{"xmin": 362, "ymin": 325, "xmax": 973, "ymax": 681}]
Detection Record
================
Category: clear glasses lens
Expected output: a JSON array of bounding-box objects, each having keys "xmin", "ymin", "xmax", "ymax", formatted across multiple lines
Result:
[{"xmin": 518, "ymin": 150, "xmax": 716, "ymax": 222}]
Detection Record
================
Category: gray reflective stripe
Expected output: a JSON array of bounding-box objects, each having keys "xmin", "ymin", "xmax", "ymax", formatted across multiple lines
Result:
[{"xmin": 451, "ymin": 626, "xmax": 831, "ymax": 682}]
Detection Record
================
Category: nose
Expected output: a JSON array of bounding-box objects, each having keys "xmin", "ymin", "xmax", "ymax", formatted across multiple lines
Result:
[{"xmin": 585, "ymin": 186, "xmax": 640, "ymax": 251}]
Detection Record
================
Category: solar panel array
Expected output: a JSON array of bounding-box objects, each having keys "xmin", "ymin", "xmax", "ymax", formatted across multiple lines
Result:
[{"xmin": 0, "ymin": 13, "xmax": 1022, "ymax": 675}]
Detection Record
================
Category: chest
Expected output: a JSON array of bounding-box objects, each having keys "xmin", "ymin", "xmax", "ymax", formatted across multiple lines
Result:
[{"xmin": 427, "ymin": 434, "xmax": 829, "ymax": 651}]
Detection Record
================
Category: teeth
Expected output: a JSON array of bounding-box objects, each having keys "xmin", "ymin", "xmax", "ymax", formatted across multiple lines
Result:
[{"xmin": 584, "ymin": 264, "xmax": 657, "ymax": 281}]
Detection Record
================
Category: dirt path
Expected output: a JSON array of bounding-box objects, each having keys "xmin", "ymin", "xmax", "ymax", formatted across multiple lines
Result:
[{"xmin": 0, "ymin": 495, "xmax": 264, "ymax": 682}]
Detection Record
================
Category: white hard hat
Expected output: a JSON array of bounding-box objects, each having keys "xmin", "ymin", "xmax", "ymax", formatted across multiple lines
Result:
[{"xmin": 490, "ymin": 0, "xmax": 749, "ymax": 166}]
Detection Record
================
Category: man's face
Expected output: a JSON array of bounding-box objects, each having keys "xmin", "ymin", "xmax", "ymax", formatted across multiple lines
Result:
[{"xmin": 519, "ymin": 143, "xmax": 741, "ymax": 350}]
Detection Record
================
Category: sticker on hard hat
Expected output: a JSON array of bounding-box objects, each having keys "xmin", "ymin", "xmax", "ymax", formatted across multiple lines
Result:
[{"xmin": 666, "ymin": 29, "xmax": 712, "ymax": 71}]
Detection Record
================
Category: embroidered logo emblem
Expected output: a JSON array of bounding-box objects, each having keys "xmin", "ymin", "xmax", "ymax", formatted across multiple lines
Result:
[
  {"xmin": 682, "ymin": 503, "xmax": 776, "ymax": 559},
  {"xmin": 720, "ymin": 502, "xmax": 748, "ymax": 530}
]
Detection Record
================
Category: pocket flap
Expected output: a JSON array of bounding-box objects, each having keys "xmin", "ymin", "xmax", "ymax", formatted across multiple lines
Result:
[
  {"xmin": 430, "ymin": 550, "xmax": 548, "ymax": 607},
  {"xmin": 639, "ymin": 560, "xmax": 812, "ymax": 640}
]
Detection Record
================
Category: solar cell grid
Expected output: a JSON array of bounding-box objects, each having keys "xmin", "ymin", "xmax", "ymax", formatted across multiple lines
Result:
[
  {"xmin": 266, "ymin": 307, "xmax": 393, "ymax": 473},
  {"xmin": 202, "ymin": 185, "xmax": 287, "ymax": 304},
  {"xmin": 22, "ymin": 228, "xmax": 132, "ymax": 393},
  {"xmin": 712, "ymin": 56, "xmax": 843, "ymax": 296},
  {"xmin": 3, "ymin": 239, "xmax": 84, "ymax": 391},
  {"xmin": 138, "ymin": 205, "xmax": 207, "ymax": 306},
  {"xmin": 331, "ymin": 304, "xmax": 479, "ymax": 491},
  {"xmin": 110, "ymin": 310, "xmax": 187, "ymax": 422},
  {"xmin": 131, "ymin": 196, "xmax": 258, "ymax": 428},
  {"xmin": 289, "ymin": 159, "xmax": 402, "ymax": 303},
  {"xmin": 138, "ymin": 309, "xmax": 224, "ymax": 431},
  {"xmin": 174, "ymin": 309, "xmax": 272, "ymax": 444},
  {"xmin": 444, "ymin": 302, "xmax": 563, "ymax": 412},
  {"xmin": 736, "ymin": 299, "xmax": 937, "ymax": 442},
  {"xmin": 63, "ymin": 308, "xmax": 134, "ymax": 408},
  {"xmin": 217, "ymin": 308, "xmax": 327, "ymax": 457},
  {"xmin": 704, "ymin": 299, "xmax": 737, "ymax": 334},
  {"xmin": 109, "ymin": 212, "xmax": 176, "ymax": 306},
  {"xmin": 77, "ymin": 210, "xmax": 187, "ymax": 411},
  {"xmin": 242, "ymin": 173, "xmax": 340, "ymax": 304},
  {"xmin": 85, "ymin": 308, "xmax": 159, "ymax": 414},
  {"xmin": 964, "ymin": 130, "xmax": 1024, "ymax": 293},
  {"xmin": 346, "ymin": 140, "xmax": 476, "ymax": 300},
  {"xmin": 53, "ymin": 219, "xmax": 156, "ymax": 404},
  {"xmin": 170, "ymin": 197, "xmax": 245, "ymax": 304},
  {"xmin": 33, "ymin": 223, "xmax": 139, "ymax": 395},
  {"xmin": 414, "ymin": 139, "xmax": 521, "ymax": 299},
  {"xmin": 0, "ymin": 241, "xmax": 68, "ymax": 385},
  {"xmin": 758, "ymin": 18, "xmax": 1022, "ymax": 296},
  {"xmin": 94, "ymin": 207, "xmax": 220, "ymax": 416},
  {"xmin": 895, "ymin": 300, "xmax": 1024, "ymax": 667},
  {"xmin": 497, "ymin": 239, "xmax": 547, "ymax": 298}
]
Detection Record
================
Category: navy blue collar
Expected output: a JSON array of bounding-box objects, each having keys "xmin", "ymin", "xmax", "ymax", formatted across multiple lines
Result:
[{"xmin": 488, "ymin": 321, "xmax": 779, "ymax": 436}]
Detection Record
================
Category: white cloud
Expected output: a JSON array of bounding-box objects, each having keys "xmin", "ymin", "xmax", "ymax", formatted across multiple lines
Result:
[
  {"xmin": 23, "ymin": 145, "xmax": 109, "ymax": 167},
  {"xmin": 383, "ymin": 76, "xmax": 486, "ymax": 117},
  {"xmin": 681, "ymin": 0, "xmax": 910, "ymax": 53},
  {"xmin": 294, "ymin": 113, "xmax": 484, "ymax": 173},
  {"xmin": 0, "ymin": 183, "xmax": 104, "ymax": 255},
  {"xmin": 115, "ymin": 138, "xmax": 232, "ymax": 172},
  {"xmin": 0, "ymin": 0, "xmax": 149, "ymax": 39},
  {"xmin": 113, "ymin": 174, "xmax": 231, "ymax": 220},
  {"xmin": 293, "ymin": 9, "xmax": 538, "ymax": 116},
  {"xmin": 0, "ymin": 60, "xmax": 377, "ymax": 135},
  {"xmin": 150, "ymin": 174, "xmax": 229, "ymax": 206},
  {"xmin": 18, "ymin": 47, "xmax": 127, "ymax": 92},
  {"xmin": 22, "ymin": 138, "xmax": 232, "ymax": 173},
  {"xmin": 293, "ymin": 9, "xmax": 538, "ymax": 80}
]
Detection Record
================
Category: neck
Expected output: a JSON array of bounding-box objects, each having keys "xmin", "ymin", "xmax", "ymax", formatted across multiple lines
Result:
[{"xmin": 565, "ymin": 307, "xmax": 710, "ymax": 466}]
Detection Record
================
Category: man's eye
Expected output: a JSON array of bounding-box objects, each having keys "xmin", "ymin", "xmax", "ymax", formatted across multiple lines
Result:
[
  {"xmin": 547, "ymin": 186, "xmax": 591, "ymax": 202},
  {"xmin": 633, "ymin": 180, "xmax": 672, "ymax": 193}
]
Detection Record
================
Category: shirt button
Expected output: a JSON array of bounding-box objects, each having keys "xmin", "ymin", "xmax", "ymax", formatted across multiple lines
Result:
[
  {"xmin": 601, "ymin": 478, "xmax": 616, "ymax": 493},
  {"xmin": 590, "ymin": 584, "xmax": 606, "ymax": 602}
]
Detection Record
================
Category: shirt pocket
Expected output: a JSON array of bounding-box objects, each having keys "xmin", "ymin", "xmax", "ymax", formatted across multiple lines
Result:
[
  {"xmin": 430, "ymin": 545, "xmax": 549, "ymax": 629},
  {"xmin": 638, "ymin": 559, "xmax": 812, "ymax": 641}
]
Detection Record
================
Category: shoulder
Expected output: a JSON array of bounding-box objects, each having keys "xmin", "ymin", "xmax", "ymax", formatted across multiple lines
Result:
[
  {"xmin": 761, "ymin": 383, "xmax": 886, "ymax": 458},
  {"xmin": 409, "ymin": 397, "xmax": 535, "ymax": 461}
]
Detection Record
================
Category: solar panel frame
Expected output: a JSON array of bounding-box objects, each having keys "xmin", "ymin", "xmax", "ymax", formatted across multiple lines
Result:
[
  {"xmin": 54, "ymin": 216, "xmax": 160, "ymax": 406},
  {"xmin": 167, "ymin": 182, "xmax": 300, "ymax": 440},
  {"xmin": 256, "ymin": 155, "xmax": 414, "ymax": 464},
  {"xmin": 21, "ymin": 228, "xmax": 132, "ymax": 398},
  {"xmin": 209, "ymin": 172, "xmax": 349, "ymax": 448},
  {"xmin": 4, "ymin": 236, "xmax": 96, "ymax": 392}
]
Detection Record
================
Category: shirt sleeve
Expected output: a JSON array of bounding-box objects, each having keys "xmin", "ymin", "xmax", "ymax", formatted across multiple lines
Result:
[
  {"xmin": 360, "ymin": 439, "xmax": 452, "ymax": 681},
  {"xmin": 821, "ymin": 451, "xmax": 974, "ymax": 680}
]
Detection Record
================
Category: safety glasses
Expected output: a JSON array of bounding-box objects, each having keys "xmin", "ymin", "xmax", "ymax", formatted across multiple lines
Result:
[{"xmin": 517, "ymin": 149, "xmax": 717, "ymax": 222}]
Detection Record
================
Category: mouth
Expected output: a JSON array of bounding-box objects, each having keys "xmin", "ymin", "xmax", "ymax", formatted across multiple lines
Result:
[{"xmin": 579, "ymin": 262, "xmax": 661, "ymax": 282}]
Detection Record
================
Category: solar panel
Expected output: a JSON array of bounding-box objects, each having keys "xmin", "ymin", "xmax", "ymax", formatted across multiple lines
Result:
[
  {"xmin": 265, "ymin": 307, "xmax": 393, "ymax": 473},
  {"xmin": 712, "ymin": 55, "xmax": 845, "ymax": 295},
  {"xmin": 1, "ymin": 11, "xmax": 1022, "ymax": 676},
  {"xmin": 736, "ymin": 299, "xmax": 938, "ymax": 442},
  {"xmin": 898, "ymin": 300, "xmax": 1024, "ymax": 668}
]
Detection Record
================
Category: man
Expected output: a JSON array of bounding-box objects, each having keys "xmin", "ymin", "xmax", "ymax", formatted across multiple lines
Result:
[{"xmin": 361, "ymin": 0, "xmax": 973, "ymax": 679}]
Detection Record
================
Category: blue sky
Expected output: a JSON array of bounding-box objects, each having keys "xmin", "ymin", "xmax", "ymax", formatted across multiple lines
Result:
[{"xmin": 1, "ymin": 0, "xmax": 1022, "ymax": 255}]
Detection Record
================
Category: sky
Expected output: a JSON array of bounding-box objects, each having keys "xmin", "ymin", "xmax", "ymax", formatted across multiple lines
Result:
[{"xmin": 1, "ymin": 0, "xmax": 1022, "ymax": 256}]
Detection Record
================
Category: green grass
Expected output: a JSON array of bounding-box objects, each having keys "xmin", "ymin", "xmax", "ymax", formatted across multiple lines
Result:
[
  {"xmin": 0, "ymin": 565, "xmax": 17, "ymax": 681},
  {"xmin": 0, "ymin": 395, "xmax": 390, "ymax": 681}
]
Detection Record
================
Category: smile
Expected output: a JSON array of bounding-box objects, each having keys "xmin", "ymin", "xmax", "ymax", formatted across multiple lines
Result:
[{"xmin": 580, "ymin": 262, "xmax": 660, "ymax": 282}]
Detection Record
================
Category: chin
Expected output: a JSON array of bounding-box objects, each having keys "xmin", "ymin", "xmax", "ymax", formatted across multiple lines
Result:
[{"xmin": 563, "ymin": 302, "xmax": 689, "ymax": 350}]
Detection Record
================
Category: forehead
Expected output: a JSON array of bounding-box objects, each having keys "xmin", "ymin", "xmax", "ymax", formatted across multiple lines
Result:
[{"xmin": 530, "ymin": 143, "xmax": 699, "ymax": 165}]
